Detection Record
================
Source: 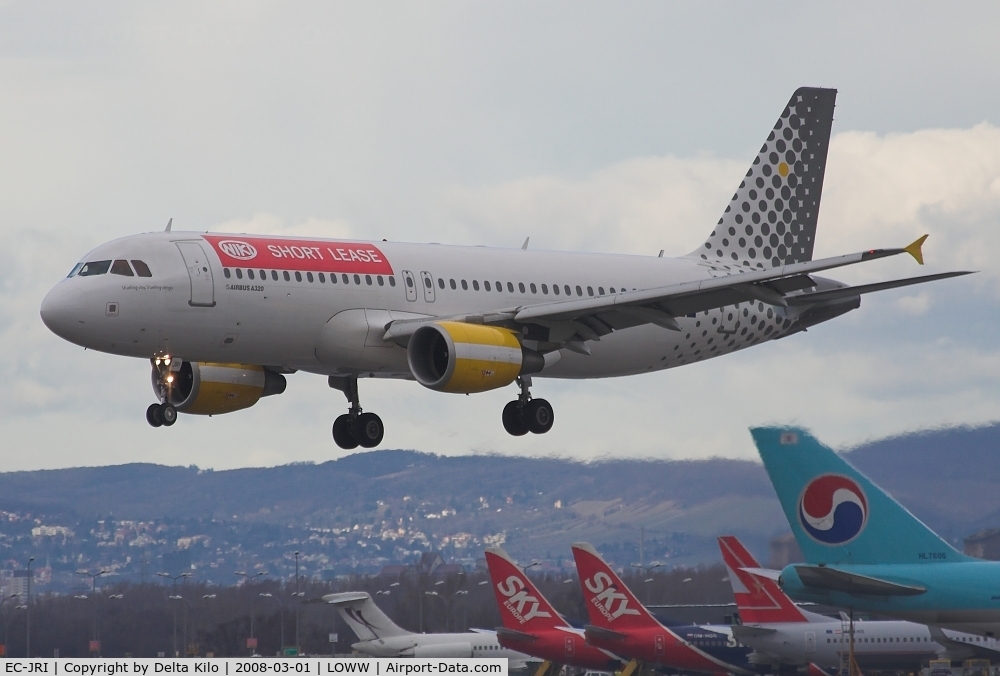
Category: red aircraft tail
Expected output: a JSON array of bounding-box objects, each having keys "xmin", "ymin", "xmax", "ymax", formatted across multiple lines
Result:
[
  {"xmin": 485, "ymin": 548, "xmax": 566, "ymax": 632},
  {"xmin": 571, "ymin": 543, "xmax": 660, "ymax": 632},
  {"xmin": 717, "ymin": 536, "xmax": 807, "ymax": 624}
]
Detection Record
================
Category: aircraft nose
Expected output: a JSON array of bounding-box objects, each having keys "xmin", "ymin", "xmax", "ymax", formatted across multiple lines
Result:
[{"xmin": 40, "ymin": 281, "xmax": 83, "ymax": 341}]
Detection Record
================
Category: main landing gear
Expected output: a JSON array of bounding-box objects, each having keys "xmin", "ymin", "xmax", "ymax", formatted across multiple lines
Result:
[
  {"xmin": 146, "ymin": 402, "xmax": 177, "ymax": 427},
  {"xmin": 329, "ymin": 375, "xmax": 384, "ymax": 450},
  {"xmin": 502, "ymin": 376, "xmax": 554, "ymax": 437}
]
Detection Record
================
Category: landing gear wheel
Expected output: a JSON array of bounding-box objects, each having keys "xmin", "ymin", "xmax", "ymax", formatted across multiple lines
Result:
[
  {"xmin": 502, "ymin": 401, "xmax": 529, "ymax": 436},
  {"xmin": 352, "ymin": 412, "xmax": 384, "ymax": 449},
  {"xmin": 332, "ymin": 414, "xmax": 359, "ymax": 450},
  {"xmin": 146, "ymin": 403, "xmax": 163, "ymax": 428},
  {"xmin": 160, "ymin": 404, "xmax": 177, "ymax": 426},
  {"xmin": 524, "ymin": 398, "xmax": 554, "ymax": 435}
]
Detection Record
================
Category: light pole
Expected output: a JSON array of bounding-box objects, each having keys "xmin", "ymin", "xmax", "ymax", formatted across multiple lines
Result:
[
  {"xmin": 74, "ymin": 595, "xmax": 100, "ymax": 656},
  {"xmin": 259, "ymin": 593, "xmax": 285, "ymax": 653},
  {"xmin": 25, "ymin": 557, "xmax": 33, "ymax": 659},
  {"xmin": 631, "ymin": 562, "xmax": 663, "ymax": 603},
  {"xmin": 0, "ymin": 595, "xmax": 20, "ymax": 658},
  {"xmin": 158, "ymin": 572, "xmax": 191, "ymax": 657},
  {"xmin": 423, "ymin": 590, "xmax": 468, "ymax": 632},
  {"xmin": 169, "ymin": 596, "xmax": 194, "ymax": 657},
  {"xmin": 235, "ymin": 571, "xmax": 267, "ymax": 655},
  {"xmin": 293, "ymin": 551, "xmax": 301, "ymax": 652},
  {"xmin": 76, "ymin": 569, "xmax": 108, "ymax": 594}
]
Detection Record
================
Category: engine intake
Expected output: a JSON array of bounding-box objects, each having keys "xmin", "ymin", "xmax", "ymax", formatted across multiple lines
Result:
[
  {"xmin": 151, "ymin": 361, "xmax": 286, "ymax": 415},
  {"xmin": 407, "ymin": 321, "xmax": 544, "ymax": 394}
]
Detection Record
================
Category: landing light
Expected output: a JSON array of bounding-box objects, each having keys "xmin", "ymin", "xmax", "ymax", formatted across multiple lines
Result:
[
  {"xmin": 166, "ymin": 376, "xmax": 174, "ymax": 383},
  {"xmin": 164, "ymin": 357, "xmax": 171, "ymax": 366}
]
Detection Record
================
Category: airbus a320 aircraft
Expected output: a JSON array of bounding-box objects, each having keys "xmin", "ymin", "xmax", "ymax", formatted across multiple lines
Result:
[{"xmin": 39, "ymin": 87, "xmax": 970, "ymax": 449}]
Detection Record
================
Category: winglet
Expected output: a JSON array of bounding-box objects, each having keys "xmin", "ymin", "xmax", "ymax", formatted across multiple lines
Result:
[
  {"xmin": 904, "ymin": 234, "xmax": 927, "ymax": 265},
  {"xmin": 521, "ymin": 237, "xmax": 529, "ymax": 250},
  {"xmin": 165, "ymin": 218, "xmax": 173, "ymax": 233}
]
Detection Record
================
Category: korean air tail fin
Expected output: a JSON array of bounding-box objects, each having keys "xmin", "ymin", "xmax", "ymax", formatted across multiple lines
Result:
[
  {"xmin": 485, "ymin": 547, "xmax": 568, "ymax": 633},
  {"xmin": 718, "ymin": 536, "xmax": 809, "ymax": 624},
  {"xmin": 323, "ymin": 591, "xmax": 412, "ymax": 642},
  {"xmin": 691, "ymin": 87, "xmax": 836, "ymax": 270},
  {"xmin": 571, "ymin": 543, "xmax": 659, "ymax": 632},
  {"xmin": 751, "ymin": 427, "xmax": 972, "ymax": 565}
]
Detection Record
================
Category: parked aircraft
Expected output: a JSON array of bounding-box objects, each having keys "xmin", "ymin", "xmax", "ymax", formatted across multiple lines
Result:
[
  {"xmin": 752, "ymin": 427, "xmax": 1000, "ymax": 637},
  {"xmin": 484, "ymin": 547, "xmax": 625, "ymax": 674},
  {"xmin": 323, "ymin": 591, "xmax": 532, "ymax": 664},
  {"xmin": 719, "ymin": 536, "xmax": 1000, "ymax": 671},
  {"xmin": 40, "ymin": 87, "xmax": 970, "ymax": 448}
]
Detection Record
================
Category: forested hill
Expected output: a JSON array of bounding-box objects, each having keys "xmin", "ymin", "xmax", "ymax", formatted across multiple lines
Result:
[{"xmin": 1, "ymin": 422, "xmax": 998, "ymax": 564}]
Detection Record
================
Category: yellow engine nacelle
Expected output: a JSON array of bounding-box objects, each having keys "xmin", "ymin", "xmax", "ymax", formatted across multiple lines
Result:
[
  {"xmin": 407, "ymin": 321, "xmax": 544, "ymax": 394},
  {"xmin": 151, "ymin": 360, "xmax": 286, "ymax": 415}
]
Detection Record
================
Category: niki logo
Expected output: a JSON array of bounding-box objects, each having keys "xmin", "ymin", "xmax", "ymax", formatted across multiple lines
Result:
[
  {"xmin": 584, "ymin": 572, "xmax": 640, "ymax": 621},
  {"xmin": 496, "ymin": 575, "xmax": 551, "ymax": 624},
  {"xmin": 798, "ymin": 474, "xmax": 868, "ymax": 545},
  {"xmin": 217, "ymin": 240, "xmax": 258, "ymax": 261}
]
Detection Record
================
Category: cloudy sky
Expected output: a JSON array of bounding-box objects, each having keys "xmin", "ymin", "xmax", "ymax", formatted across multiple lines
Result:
[{"xmin": 3, "ymin": 3, "xmax": 1000, "ymax": 471}]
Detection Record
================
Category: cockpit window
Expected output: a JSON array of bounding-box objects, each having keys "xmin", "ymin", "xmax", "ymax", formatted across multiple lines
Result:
[
  {"xmin": 110, "ymin": 259, "xmax": 134, "ymax": 276},
  {"xmin": 131, "ymin": 260, "xmax": 152, "ymax": 277},
  {"xmin": 78, "ymin": 260, "xmax": 112, "ymax": 276},
  {"xmin": 67, "ymin": 263, "xmax": 85, "ymax": 278}
]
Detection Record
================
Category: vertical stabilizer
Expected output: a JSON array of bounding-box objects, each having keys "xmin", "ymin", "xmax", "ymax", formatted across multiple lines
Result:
[
  {"xmin": 323, "ymin": 591, "xmax": 412, "ymax": 641},
  {"xmin": 571, "ymin": 543, "xmax": 660, "ymax": 631},
  {"xmin": 751, "ymin": 427, "xmax": 972, "ymax": 565},
  {"xmin": 691, "ymin": 88, "xmax": 837, "ymax": 269},
  {"xmin": 718, "ymin": 536, "xmax": 808, "ymax": 623},
  {"xmin": 485, "ymin": 548, "xmax": 567, "ymax": 632}
]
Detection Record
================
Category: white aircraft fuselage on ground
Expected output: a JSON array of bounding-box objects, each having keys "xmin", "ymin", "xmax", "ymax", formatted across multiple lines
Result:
[{"xmin": 39, "ymin": 88, "xmax": 971, "ymax": 448}]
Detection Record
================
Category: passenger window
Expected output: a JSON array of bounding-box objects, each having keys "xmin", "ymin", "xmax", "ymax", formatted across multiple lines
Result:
[
  {"xmin": 259, "ymin": 269, "xmax": 266, "ymax": 279},
  {"xmin": 366, "ymin": 275, "xmax": 372, "ymax": 285},
  {"xmin": 587, "ymin": 286, "xmax": 594, "ymax": 296},
  {"xmin": 610, "ymin": 287, "xmax": 616, "ymax": 294},
  {"xmin": 565, "ymin": 285, "xmax": 572, "ymax": 295},
  {"xmin": 307, "ymin": 272, "xmax": 313, "ymax": 283},
  {"xmin": 406, "ymin": 276, "xmax": 414, "ymax": 288},
  {"xmin": 343, "ymin": 274, "xmax": 349, "ymax": 284},
  {"xmin": 540, "ymin": 284, "xmax": 547, "ymax": 294},
  {"xmin": 248, "ymin": 269, "xmax": 255, "ymax": 280},
  {"xmin": 110, "ymin": 260, "xmax": 134, "ymax": 276},
  {"xmin": 131, "ymin": 260, "xmax": 153, "ymax": 277},
  {"xmin": 553, "ymin": 285, "xmax": 560, "ymax": 295},
  {"xmin": 236, "ymin": 269, "xmax": 243, "ymax": 279},
  {"xmin": 461, "ymin": 280, "xmax": 468, "ymax": 290},
  {"xmin": 424, "ymin": 276, "xmax": 431, "ymax": 288},
  {"xmin": 484, "ymin": 281, "xmax": 491, "ymax": 291},
  {"xmin": 473, "ymin": 280, "xmax": 479, "ymax": 291},
  {"xmin": 331, "ymin": 273, "xmax": 338, "ymax": 284},
  {"xmin": 576, "ymin": 285, "xmax": 583, "ymax": 296},
  {"xmin": 79, "ymin": 260, "xmax": 112, "ymax": 276},
  {"xmin": 294, "ymin": 271, "xmax": 302, "ymax": 282},
  {"xmin": 530, "ymin": 283, "xmax": 537, "ymax": 294},
  {"xmin": 319, "ymin": 273, "xmax": 326, "ymax": 283},
  {"xmin": 271, "ymin": 270, "xmax": 278, "ymax": 281},
  {"xmin": 598, "ymin": 286, "xmax": 605, "ymax": 295},
  {"xmin": 389, "ymin": 276, "xmax": 396, "ymax": 287},
  {"xmin": 496, "ymin": 281, "xmax": 502, "ymax": 292},
  {"xmin": 283, "ymin": 271, "xmax": 291, "ymax": 281},
  {"xmin": 438, "ymin": 278, "xmax": 444, "ymax": 289},
  {"xmin": 507, "ymin": 282, "xmax": 514, "ymax": 293},
  {"xmin": 378, "ymin": 276, "xmax": 384, "ymax": 286},
  {"xmin": 351, "ymin": 274, "xmax": 360, "ymax": 285},
  {"xmin": 518, "ymin": 282, "xmax": 525, "ymax": 293},
  {"xmin": 224, "ymin": 268, "xmax": 231, "ymax": 279},
  {"xmin": 450, "ymin": 279, "xmax": 457, "ymax": 290}
]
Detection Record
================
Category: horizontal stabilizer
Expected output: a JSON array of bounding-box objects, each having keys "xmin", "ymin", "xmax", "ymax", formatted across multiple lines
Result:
[
  {"xmin": 793, "ymin": 565, "xmax": 927, "ymax": 596},
  {"xmin": 496, "ymin": 627, "xmax": 539, "ymax": 642},
  {"xmin": 732, "ymin": 625, "xmax": 778, "ymax": 640},
  {"xmin": 740, "ymin": 566, "xmax": 782, "ymax": 581},
  {"xmin": 786, "ymin": 271, "xmax": 974, "ymax": 306},
  {"xmin": 585, "ymin": 625, "xmax": 628, "ymax": 642}
]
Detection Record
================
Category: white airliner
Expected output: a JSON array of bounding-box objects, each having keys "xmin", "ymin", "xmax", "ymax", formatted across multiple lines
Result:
[
  {"xmin": 39, "ymin": 87, "xmax": 971, "ymax": 448},
  {"xmin": 324, "ymin": 591, "xmax": 533, "ymax": 665},
  {"xmin": 719, "ymin": 537, "xmax": 1000, "ymax": 672}
]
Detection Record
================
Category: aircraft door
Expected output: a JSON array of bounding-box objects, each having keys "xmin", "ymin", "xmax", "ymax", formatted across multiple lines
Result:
[
  {"xmin": 564, "ymin": 636, "xmax": 575, "ymax": 657},
  {"xmin": 402, "ymin": 271, "xmax": 417, "ymax": 302},
  {"xmin": 805, "ymin": 631, "xmax": 816, "ymax": 654},
  {"xmin": 175, "ymin": 241, "xmax": 216, "ymax": 307},
  {"xmin": 655, "ymin": 634, "xmax": 665, "ymax": 656},
  {"xmin": 420, "ymin": 271, "xmax": 435, "ymax": 302}
]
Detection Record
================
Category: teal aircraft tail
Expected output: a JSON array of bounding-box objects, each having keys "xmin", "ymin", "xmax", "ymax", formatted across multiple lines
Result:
[{"xmin": 751, "ymin": 426, "xmax": 971, "ymax": 565}]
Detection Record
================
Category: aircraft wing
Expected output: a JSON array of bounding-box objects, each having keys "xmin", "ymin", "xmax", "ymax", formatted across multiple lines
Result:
[
  {"xmin": 383, "ymin": 236, "xmax": 971, "ymax": 352},
  {"xmin": 792, "ymin": 565, "xmax": 927, "ymax": 597}
]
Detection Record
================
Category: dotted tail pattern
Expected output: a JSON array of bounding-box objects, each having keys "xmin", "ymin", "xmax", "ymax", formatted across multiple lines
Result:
[{"xmin": 693, "ymin": 87, "xmax": 837, "ymax": 269}]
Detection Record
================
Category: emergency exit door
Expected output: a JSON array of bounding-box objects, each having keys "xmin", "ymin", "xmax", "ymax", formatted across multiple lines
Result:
[{"xmin": 175, "ymin": 241, "xmax": 216, "ymax": 307}]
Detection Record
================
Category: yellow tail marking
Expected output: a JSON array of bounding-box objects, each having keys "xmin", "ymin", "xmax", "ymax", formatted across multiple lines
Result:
[{"xmin": 904, "ymin": 234, "xmax": 928, "ymax": 265}]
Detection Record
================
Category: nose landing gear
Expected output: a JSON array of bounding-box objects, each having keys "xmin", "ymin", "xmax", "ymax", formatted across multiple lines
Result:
[
  {"xmin": 502, "ymin": 376, "xmax": 554, "ymax": 436},
  {"xmin": 329, "ymin": 376, "xmax": 384, "ymax": 449}
]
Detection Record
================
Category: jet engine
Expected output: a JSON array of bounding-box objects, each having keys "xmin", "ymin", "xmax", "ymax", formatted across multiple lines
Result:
[
  {"xmin": 151, "ymin": 359, "xmax": 286, "ymax": 416},
  {"xmin": 407, "ymin": 321, "xmax": 544, "ymax": 394}
]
